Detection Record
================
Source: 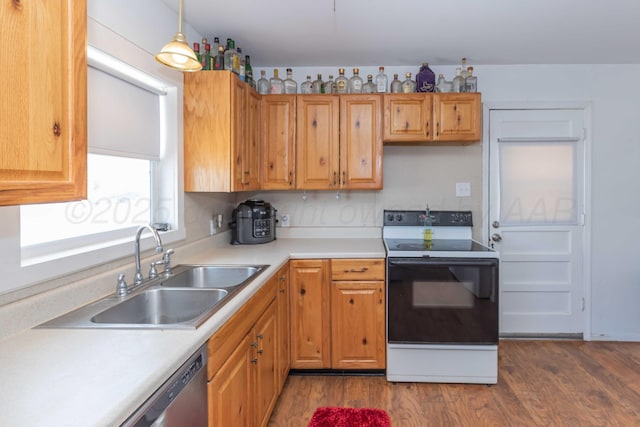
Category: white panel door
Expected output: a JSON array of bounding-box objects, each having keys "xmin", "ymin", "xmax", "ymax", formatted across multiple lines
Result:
[{"xmin": 488, "ymin": 109, "xmax": 585, "ymax": 335}]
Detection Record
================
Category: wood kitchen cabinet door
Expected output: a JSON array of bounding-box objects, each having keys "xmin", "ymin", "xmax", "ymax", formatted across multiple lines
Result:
[
  {"xmin": 254, "ymin": 301, "xmax": 278, "ymax": 427},
  {"xmin": 208, "ymin": 333, "xmax": 253, "ymax": 427},
  {"xmin": 241, "ymin": 87, "xmax": 262, "ymax": 190},
  {"xmin": 275, "ymin": 264, "xmax": 291, "ymax": 391},
  {"xmin": 433, "ymin": 93, "xmax": 481, "ymax": 143},
  {"xmin": 0, "ymin": 0, "xmax": 87, "ymax": 205},
  {"xmin": 331, "ymin": 280, "xmax": 385, "ymax": 369},
  {"xmin": 295, "ymin": 96, "xmax": 340, "ymax": 190},
  {"xmin": 261, "ymin": 95, "xmax": 296, "ymax": 189},
  {"xmin": 290, "ymin": 259, "xmax": 331, "ymax": 369},
  {"xmin": 339, "ymin": 95, "xmax": 383, "ymax": 189},
  {"xmin": 184, "ymin": 71, "xmax": 260, "ymax": 192},
  {"xmin": 383, "ymin": 93, "xmax": 433, "ymax": 143}
]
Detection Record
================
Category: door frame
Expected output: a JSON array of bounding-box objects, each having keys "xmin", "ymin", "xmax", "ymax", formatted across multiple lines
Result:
[{"xmin": 482, "ymin": 101, "xmax": 593, "ymax": 340}]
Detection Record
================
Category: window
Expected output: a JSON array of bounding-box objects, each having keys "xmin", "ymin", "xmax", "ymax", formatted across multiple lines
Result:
[{"xmin": 20, "ymin": 45, "xmax": 182, "ymax": 264}]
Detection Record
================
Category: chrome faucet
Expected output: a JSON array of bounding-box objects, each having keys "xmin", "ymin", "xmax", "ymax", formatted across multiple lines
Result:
[{"xmin": 134, "ymin": 224, "xmax": 164, "ymax": 285}]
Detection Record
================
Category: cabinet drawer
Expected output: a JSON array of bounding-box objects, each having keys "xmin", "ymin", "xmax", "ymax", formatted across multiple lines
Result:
[{"xmin": 331, "ymin": 258, "xmax": 385, "ymax": 281}]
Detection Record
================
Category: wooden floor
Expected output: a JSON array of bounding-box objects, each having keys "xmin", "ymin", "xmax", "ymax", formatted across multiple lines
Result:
[{"xmin": 268, "ymin": 340, "xmax": 640, "ymax": 426}]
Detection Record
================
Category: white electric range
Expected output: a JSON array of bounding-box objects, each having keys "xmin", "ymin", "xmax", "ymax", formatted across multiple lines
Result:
[{"xmin": 383, "ymin": 210, "xmax": 499, "ymax": 384}]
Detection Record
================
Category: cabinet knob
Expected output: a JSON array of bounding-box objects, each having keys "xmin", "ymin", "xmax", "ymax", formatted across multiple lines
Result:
[
  {"xmin": 251, "ymin": 358, "xmax": 258, "ymax": 364},
  {"xmin": 300, "ymin": 288, "xmax": 306, "ymax": 296},
  {"xmin": 52, "ymin": 122, "xmax": 61, "ymax": 137},
  {"xmin": 257, "ymin": 349, "xmax": 264, "ymax": 355},
  {"xmin": 257, "ymin": 333, "xmax": 264, "ymax": 340}
]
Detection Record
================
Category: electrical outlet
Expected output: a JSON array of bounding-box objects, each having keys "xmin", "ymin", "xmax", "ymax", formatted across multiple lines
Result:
[
  {"xmin": 456, "ymin": 182, "xmax": 471, "ymax": 197},
  {"xmin": 280, "ymin": 213, "xmax": 290, "ymax": 227}
]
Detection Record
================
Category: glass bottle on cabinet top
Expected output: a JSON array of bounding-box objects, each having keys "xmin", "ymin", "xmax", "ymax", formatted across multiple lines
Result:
[
  {"xmin": 284, "ymin": 68, "xmax": 297, "ymax": 93},
  {"xmin": 375, "ymin": 66, "xmax": 388, "ymax": 93},
  {"xmin": 224, "ymin": 39, "xmax": 239, "ymax": 74},
  {"xmin": 335, "ymin": 68, "xmax": 348, "ymax": 94},
  {"xmin": 257, "ymin": 70, "xmax": 269, "ymax": 94},
  {"xmin": 325, "ymin": 75, "xmax": 336, "ymax": 94},
  {"xmin": 300, "ymin": 75, "xmax": 313, "ymax": 94},
  {"xmin": 390, "ymin": 73, "xmax": 402, "ymax": 93},
  {"xmin": 465, "ymin": 66, "xmax": 477, "ymax": 92},
  {"xmin": 244, "ymin": 55, "xmax": 254, "ymax": 87},
  {"xmin": 436, "ymin": 73, "xmax": 453, "ymax": 92},
  {"xmin": 237, "ymin": 47, "xmax": 245, "ymax": 80},
  {"xmin": 452, "ymin": 67, "xmax": 464, "ymax": 93},
  {"xmin": 269, "ymin": 69, "xmax": 285, "ymax": 94},
  {"xmin": 416, "ymin": 62, "xmax": 435, "ymax": 92},
  {"xmin": 460, "ymin": 57, "xmax": 469, "ymax": 79},
  {"xmin": 401, "ymin": 72, "xmax": 416, "ymax": 93},
  {"xmin": 362, "ymin": 74, "xmax": 376, "ymax": 93},
  {"xmin": 193, "ymin": 42, "xmax": 201, "ymax": 65},
  {"xmin": 311, "ymin": 74, "xmax": 324, "ymax": 94},
  {"xmin": 348, "ymin": 68, "xmax": 363, "ymax": 93},
  {"xmin": 213, "ymin": 46, "xmax": 224, "ymax": 70}
]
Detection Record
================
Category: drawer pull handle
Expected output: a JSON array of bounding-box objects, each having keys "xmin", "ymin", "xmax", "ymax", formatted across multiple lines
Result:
[{"xmin": 345, "ymin": 267, "xmax": 369, "ymax": 273}]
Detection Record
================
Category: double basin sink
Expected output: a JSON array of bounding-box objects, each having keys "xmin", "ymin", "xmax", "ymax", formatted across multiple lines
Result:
[{"xmin": 38, "ymin": 264, "xmax": 269, "ymax": 330}]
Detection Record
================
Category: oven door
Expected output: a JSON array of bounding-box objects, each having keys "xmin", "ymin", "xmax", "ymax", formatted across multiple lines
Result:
[{"xmin": 387, "ymin": 257, "xmax": 499, "ymax": 345}]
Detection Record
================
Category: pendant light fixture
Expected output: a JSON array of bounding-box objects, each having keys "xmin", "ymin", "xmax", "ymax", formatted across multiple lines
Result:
[{"xmin": 155, "ymin": 0, "xmax": 202, "ymax": 72}]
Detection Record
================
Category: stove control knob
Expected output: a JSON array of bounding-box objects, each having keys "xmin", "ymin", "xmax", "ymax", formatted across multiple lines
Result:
[
  {"xmin": 386, "ymin": 213, "xmax": 394, "ymax": 222},
  {"xmin": 395, "ymin": 214, "xmax": 403, "ymax": 222}
]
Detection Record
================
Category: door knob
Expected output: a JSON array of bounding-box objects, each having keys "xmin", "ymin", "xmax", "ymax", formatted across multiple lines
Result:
[
  {"xmin": 491, "ymin": 233, "xmax": 502, "ymax": 242},
  {"xmin": 492, "ymin": 221, "xmax": 500, "ymax": 229}
]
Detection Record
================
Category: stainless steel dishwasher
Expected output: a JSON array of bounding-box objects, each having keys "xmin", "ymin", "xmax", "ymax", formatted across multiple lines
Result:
[{"xmin": 122, "ymin": 345, "xmax": 208, "ymax": 427}]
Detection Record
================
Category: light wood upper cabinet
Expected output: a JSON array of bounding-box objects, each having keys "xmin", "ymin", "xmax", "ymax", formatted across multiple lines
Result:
[
  {"xmin": 339, "ymin": 95, "xmax": 383, "ymax": 189},
  {"xmin": 383, "ymin": 92, "xmax": 482, "ymax": 144},
  {"xmin": 295, "ymin": 96, "xmax": 340, "ymax": 190},
  {"xmin": 433, "ymin": 93, "xmax": 481, "ymax": 142},
  {"xmin": 383, "ymin": 93, "xmax": 433, "ymax": 143},
  {"xmin": 296, "ymin": 95, "xmax": 382, "ymax": 190},
  {"xmin": 0, "ymin": 0, "xmax": 87, "ymax": 205},
  {"xmin": 261, "ymin": 95, "xmax": 296, "ymax": 190},
  {"xmin": 290, "ymin": 259, "xmax": 331, "ymax": 369},
  {"xmin": 184, "ymin": 71, "xmax": 261, "ymax": 192}
]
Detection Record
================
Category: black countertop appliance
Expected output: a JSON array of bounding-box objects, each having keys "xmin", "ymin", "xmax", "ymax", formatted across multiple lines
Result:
[{"xmin": 230, "ymin": 200, "xmax": 277, "ymax": 245}]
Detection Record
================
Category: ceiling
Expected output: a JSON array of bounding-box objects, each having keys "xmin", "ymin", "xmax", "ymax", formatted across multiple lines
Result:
[{"xmin": 163, "ymin": 0, "xmax": 640, "ymax": 67}]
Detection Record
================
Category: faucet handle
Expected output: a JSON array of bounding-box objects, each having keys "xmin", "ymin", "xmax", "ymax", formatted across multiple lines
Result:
[
  {"xmin": 149, "ymin": 261, "xmax": 162, "ymax": 279},
  {"xmin": 116, "ymin": 273, "xmax": 129, "ymax": 297},
  {"xmin": 163, "ymin": 248, "xmax": 175, "ymax": 275}
]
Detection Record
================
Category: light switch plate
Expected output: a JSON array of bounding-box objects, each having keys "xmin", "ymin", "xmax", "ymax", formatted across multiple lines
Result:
[{"xmin": 456, "ymin": 182, "xmax": 471, "ymax": 197}]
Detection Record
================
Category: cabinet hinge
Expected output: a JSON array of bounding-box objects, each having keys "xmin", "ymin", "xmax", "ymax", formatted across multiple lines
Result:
[{"xmin": 581, "ymin": 297, "xmax": 585, "ymax": 312}]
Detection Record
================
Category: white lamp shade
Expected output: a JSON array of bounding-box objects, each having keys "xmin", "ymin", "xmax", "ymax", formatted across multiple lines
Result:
[{"xmin": 155, "ymin": 32, "xmax": 202, "ymax": 72}]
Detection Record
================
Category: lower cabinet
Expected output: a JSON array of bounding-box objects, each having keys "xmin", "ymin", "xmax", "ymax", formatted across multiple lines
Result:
[
  {"xmin": 207, "ymin": 267, "xmax": 286, "ymax": 427},
  {"xmin": 290, "ymin": 258, "xmax": 386, "ymax": 370}
]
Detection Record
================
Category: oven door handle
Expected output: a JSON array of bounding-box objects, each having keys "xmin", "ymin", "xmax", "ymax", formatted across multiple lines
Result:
[{"xmin": 388, "ymin": 258, "xmax": 498, "ymax": 267}]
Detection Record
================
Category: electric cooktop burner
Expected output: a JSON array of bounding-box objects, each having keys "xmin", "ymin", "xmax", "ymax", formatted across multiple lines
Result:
[{"xmin": 385, "ymin": 238, "xmax": 494, "ymax": 253}]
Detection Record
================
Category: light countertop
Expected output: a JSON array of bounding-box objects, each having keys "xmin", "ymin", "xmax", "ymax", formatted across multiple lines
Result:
[{"xmin": 0, "ymin": 235, "xmax": 385, "ymax": 427}]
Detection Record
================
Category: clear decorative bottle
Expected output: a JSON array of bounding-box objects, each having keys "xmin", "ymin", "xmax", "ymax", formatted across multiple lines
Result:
[
  {"xmin": 237, "ymin": 47, "xmax": 245, "ymax": 81},
  {"xmin": 212, "ymin": 37, "xmax": 220, "ymax": 58},
  {"xmin": 325, "ymin": 75, "xmax": 337, "ymax": 94},
  {"xmin": 465, "ymin": 66, "xmax": 477, "ymax": 92},
  {"xmin": 460, "ymin": 58, "xmax": 469, "ymax": 80},
  {"xmin": 257, "ymin": 70, "xmax": 269, "ymax": 94},
  {"xmin": 284, "ymin": 68, "xmax": 297, "ymax": 94},
  {"xmin": 269, "ymin": 69, "xmax": 285, "ymax": 94},
  {"xmin": 213, "ymin": 45, "xmax": 225, "ymax": 70},
  {"xmin": 224, "ymin": 39, "xmax": 239, "ymax": 74},
  {"xmin": 401, "ymin": 72, "xmax": 416, "ymax": 93},
  {"xmin": 375, "ymin": 66, "xmax": 388, "ymax": 93},
  {"xmin": 348, "ymin": 68, "xmax": 363, "ymax": 93},
  {"xmin": 452, "ymin": 67, "xmax": 464, "ymax": 93},
  {"xmin": 416, "ymin": 62, "xmax": 436, "ymax": 92},
  {"xmin": 335, "ymin": 68, "xmax": 348, "ymax": 94},
  {"xmin": 362, "ymin": 74, "xmax": 376, "ymax": 93},
  {"xmin": 436, "ymin": 73, "xmax": 453, "ymax": 93},
  {"xmin": 300, "ymin": 75, "xmax": 313, "ymax": 94},
  {"xmin": 390, "ymin": 73, "xmax": 402, "ymax": 93},
  {"xmin": 311, "ymin": 74, "xmax": 324, "ymax": 94}
]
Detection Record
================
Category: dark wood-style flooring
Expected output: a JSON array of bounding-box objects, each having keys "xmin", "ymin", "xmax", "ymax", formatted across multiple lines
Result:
[{"xmin": 268, "ymin": 340, "xmax": 640, "ymax": 426}]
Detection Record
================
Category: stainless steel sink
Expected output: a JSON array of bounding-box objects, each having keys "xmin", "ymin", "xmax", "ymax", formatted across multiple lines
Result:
[
  {"xmin": 91, "ymin": 288, "xmax": 228, "ymax": 325},
  {"xmin": 160, "ymin": 265, "xmax": 268, "ymax": 288},
  {"xmin": 37, "ymin": 263, "xmax": 269, "ymax": 330}
]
